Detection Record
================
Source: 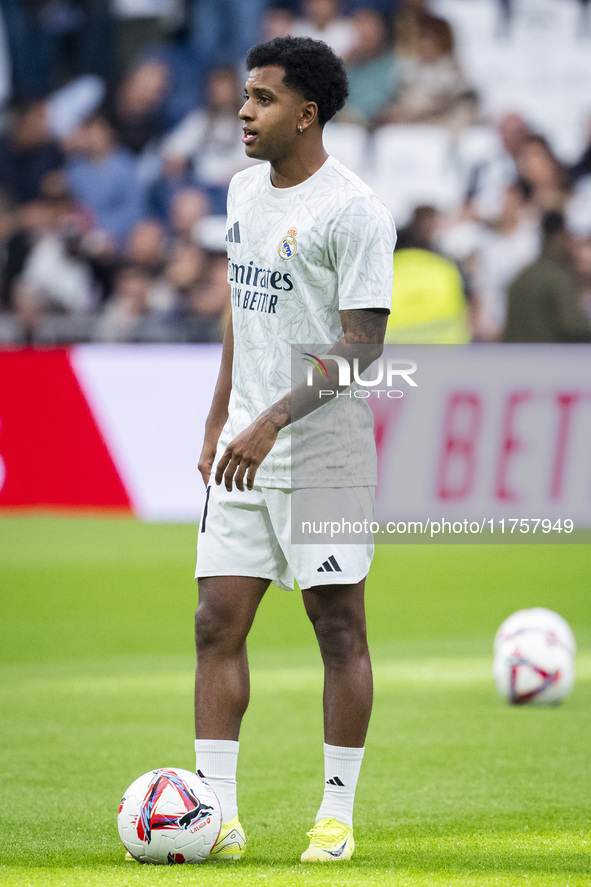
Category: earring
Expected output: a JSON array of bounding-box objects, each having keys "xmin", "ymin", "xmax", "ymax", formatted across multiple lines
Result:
[{"xmin": 298, "ymin": 125, "xmax": 303, "ymax": 132}]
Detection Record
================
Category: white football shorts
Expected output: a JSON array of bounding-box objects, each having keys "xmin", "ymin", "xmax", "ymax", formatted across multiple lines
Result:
[{"xmin": 195, "ymin": 483, "xmax": 375, "ymax": 591}]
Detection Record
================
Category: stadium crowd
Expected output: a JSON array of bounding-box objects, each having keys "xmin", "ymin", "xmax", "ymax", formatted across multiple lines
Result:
[{"xmin": 0, "ymin": 0, "xmax": 590, "ymax": 344}]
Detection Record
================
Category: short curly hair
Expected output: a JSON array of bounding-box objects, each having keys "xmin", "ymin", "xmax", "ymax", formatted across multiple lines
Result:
[{"xmin": 246, "ymin": 37, "xmax": 349, "ymax": 128}]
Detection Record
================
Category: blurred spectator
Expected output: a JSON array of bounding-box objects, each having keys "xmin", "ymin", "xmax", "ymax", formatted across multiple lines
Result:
[
  {"xmin": 163, "ymin": 239, "xmax": 207, "ymax": 314},
  {"xmin": 167, "ymin": 187, "xmax": 210, "ymax": 242},
  {"xmin": 292, "ymin": 0, "xmax": 356, "ymax": 57},
  {"xmin": 33, "ymin": 0, "xmax": 112, "ymax": 88},
  {"xmin": 95, "ymin": 240, "xmax": 227, "ymax": 342},
  {"xmin": 1, "ymin": 0, "xmax": 590, "ymax": 347},
  {"xmin": 395, "ymin": 203, "xmax": 436, "ymax": 252},
  {"xmin": 394, "ymin": 0, "xmax": 438, "ymax": 58},
  {"xmin": 160, "ymin": 67, "xmax": 252, "ymax": 215},
  {"xmin": 340, "ymin": 9, "xmax": 399, "ymax": 129},
  {"xmin": 65, "ymin": 113, "xmax": 146, "ymax": 248},
  {"xmin": 193, "ymin": 251, "xmax": 230, "ymax": 320},
  {"xmin": 1, "ymin": 0, "xmax": 112, "ymax": 97},
  {"xmin": 111, "ymin": 0, "xmax": 182, "ymax": 77},
  {"xmin": 11, "ymin": 201, "xmax": 96, "ymax": 341},
  {"xmin": 125, "ymin": 218, "xmax": 167, "ymax": 274},
  {"xmin": 95, "ymin": 262, "xmax": 163, "ymax": 342},
  {"xmin": 153, "ymin": 240, "xmax": 226, "ymax": 337},
  {"xmin": 468, "ymin": 112, "xmax": 532, "ymax": 222},
  {"xmin": 505, "ymin": 212, "xmax": 591, "ymax": 342},
  {"xmin": 262, "ymin": 6, "xmax": 294, "ymax": 42},
  {"xmin": 140, "ymin": 45, "xmax": 205, "ymax": 131},
  {"xmin": 0, "ymin": 191, "xmax": 45, "ymax": 313},
  {"xmin": 0, "ymin": 100, "xmax": 64, "ymax": 205},
  {"xmin": 515, "ymin": 134, "xmax": 572, "ymax": 215},
  {"xmin": 142, "ymin": 239, "xmax": 226, "ymax": 340},
  {"xmin": 385, "ymin": 205, "xmax": 471, "ymax": 343},
  {"xmin": 380, "ymin": 14, "xmax": 476, "ymax": 130},
  {"xmin": 187, "ymin": 0, "xmax": 268, "ymax": 70},
  {"xmin": 180, "ymin": 250, "xmax": 229, "ymax": 341},
  {"xmin": 471, "ymin": 182, "xmax": 540, "ymax": 341},
  {"xmin": 81, "ymin": 197, "xmax": 167, "ymax": 307},
  {"xmin": 104, "ymin": 59, "xmax": 171, "ymax": 156}
]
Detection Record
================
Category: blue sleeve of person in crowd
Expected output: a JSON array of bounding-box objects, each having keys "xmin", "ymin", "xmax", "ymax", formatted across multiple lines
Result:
[{"xmin": 67, "ymin": 148, "xmax": 147, "ymax": 243}]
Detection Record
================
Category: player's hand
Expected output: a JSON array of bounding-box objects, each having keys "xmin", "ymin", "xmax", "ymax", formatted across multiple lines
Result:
[
  {"xmin": 215, "ymin": 416, "xmax": 279, "ymax": 492},
  {"xmin": 198, "ymin": 442, "xmax": 217, "ymax": 487}
]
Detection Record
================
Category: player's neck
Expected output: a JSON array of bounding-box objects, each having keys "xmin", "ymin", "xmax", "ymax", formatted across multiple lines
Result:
[{"xmin": 269, "ymin": 143, "xmax": 329, "ymax": 189}]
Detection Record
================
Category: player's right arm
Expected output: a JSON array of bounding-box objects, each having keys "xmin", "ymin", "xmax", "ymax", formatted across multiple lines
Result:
[{"xmin": 198, "ymin": 315, "xmax": 233, "ymax": 486}]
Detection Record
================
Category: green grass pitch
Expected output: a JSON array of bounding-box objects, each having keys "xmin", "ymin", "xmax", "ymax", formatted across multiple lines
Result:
[{"xmin": 1, "ymin": 516, "xmax": 589, "ymax": 886}]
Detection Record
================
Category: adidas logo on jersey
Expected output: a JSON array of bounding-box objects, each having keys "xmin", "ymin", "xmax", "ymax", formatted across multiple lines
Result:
[
  {"xmin": 226, "ymin": 221, "xmax": 241, "ymax": 243},
  {"xmin": 326, "ymin": 776, "xmax": 345, "ymax": 786},
  {"xmin": 317, "ymin": 555, "xmax": 342, "ymax": 573}
]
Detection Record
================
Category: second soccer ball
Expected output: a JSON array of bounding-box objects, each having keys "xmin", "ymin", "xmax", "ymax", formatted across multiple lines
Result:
[{"xmin": 492, "ymin": 608, "xmax": 576, "ymax": 705}]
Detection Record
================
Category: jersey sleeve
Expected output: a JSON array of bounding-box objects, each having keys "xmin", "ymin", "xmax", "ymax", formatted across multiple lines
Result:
[
  {"xmin": 225, "ymin": 177, "xmax": 236, "ymax": 284},
  {"xmin": 331, "ymin": 194, "xmax": 396, "ymax": 312}
]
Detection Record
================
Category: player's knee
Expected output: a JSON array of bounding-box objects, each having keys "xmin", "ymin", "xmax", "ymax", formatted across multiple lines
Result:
[
  {"xmin": 195, "ymin": 601, "xmax": 229, "ymax": 654},
  {"xmin": 312, "ymin": 610, "xmax": 368, "ymax": 667},
  {"xmin": 194, "ymin": 600, "xmax": 245, "ymax": 655}
]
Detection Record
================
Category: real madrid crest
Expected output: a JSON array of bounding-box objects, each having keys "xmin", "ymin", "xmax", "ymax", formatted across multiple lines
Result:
[{"xmin": 278, "ymin": 227, "xmax": 298, "ymax": 260}]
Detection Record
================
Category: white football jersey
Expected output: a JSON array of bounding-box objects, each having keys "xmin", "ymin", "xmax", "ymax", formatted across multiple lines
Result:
[{"xmin": 217, "ymin": 155, "xmax": 396, "ymax": 488}]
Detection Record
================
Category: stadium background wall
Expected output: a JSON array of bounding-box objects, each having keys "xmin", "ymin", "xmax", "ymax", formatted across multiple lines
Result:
[{"xmin": 0, "ymin": 345, "xmax": 590, "ymax": 526}]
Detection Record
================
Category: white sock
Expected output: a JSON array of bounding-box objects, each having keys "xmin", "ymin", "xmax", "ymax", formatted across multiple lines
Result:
[
  {"xmin": 315, "ymin": 743, "xmax": 365, "ymax": 829},
  {"xmin": 195, "ymin": 739, "xmax": 239, "ymax": 823}
]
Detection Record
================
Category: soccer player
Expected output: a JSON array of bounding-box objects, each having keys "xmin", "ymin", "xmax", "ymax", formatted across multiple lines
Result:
[{"xmin": 195, "ymin": 36, "xmax": 396, "ymax": 862}]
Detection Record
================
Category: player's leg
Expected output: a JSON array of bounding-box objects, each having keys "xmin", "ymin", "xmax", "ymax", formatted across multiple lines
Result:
[
  {"xmin": 195, "ymin": 574, "xmax": 269, "ymax": 740},
  {"xmin": 194, "ymin": 482, "xmax": 294, "ymax": 859},
  {"xmin": 302, "ymin": 578, "xmax": 372, "ymax": 747},
  {"xmin": 300, "ymin": 578, "xmax": 372, "ymax": 861},
  {"xmin": 194, "ymin": 575, "xmax": 269, "ymax": 859}
]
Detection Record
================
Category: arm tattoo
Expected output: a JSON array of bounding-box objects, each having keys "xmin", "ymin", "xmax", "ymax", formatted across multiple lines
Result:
[
  {"xmin": 260, "ymin": 309, "xmax": 390, "ymax": 431},
  {"xmin": 340, "ymin": 308, "xmax": 389, "ymax": 345}
]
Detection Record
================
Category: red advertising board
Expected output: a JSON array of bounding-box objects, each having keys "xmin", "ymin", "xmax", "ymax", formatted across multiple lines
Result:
[{"xmin": 0, "ymin": 349, "xmax": 131, "ymax": 510}]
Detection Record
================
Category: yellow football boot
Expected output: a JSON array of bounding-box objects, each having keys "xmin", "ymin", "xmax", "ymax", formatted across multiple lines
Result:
[
  {"xmin": 300, "ymin": 817, "xmax": 354, "ymax": 862},
  {"xmin": 209, "ymin": 815, "xmax": 246, "ymax": 860}
]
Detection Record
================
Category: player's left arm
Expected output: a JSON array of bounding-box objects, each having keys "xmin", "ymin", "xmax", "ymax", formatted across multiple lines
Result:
[
  {"xmin": 339, "ymin": 306, "xmax": 389, "ymax": 362},
  {"xmin": 214, "ymin": 307, "xmax": 389, "ymax": 492}
]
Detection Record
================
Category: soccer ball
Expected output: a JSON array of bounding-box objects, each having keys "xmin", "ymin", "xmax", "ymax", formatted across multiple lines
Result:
[
  {"xmin": 118, "ymin": 768, "xmax": 222, "ymax": 864},
  {"xmin": 493, "ymin": 607, "xmax": 577, "ymax": 657},
  {"xmin": 492, "ymin": 608, "xmax": 576, "ymax": 705}
]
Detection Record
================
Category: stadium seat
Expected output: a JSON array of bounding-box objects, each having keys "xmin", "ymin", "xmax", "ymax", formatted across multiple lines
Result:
[
  {"xmin": 452, "ymin": 125, "xmax": 503, "ymax": 192},
  {"xmin": 323, "ymin": 123, "xmax": 370, "ymax": 177},
  {"xmin": 367, "ymin": 125, "xmax": 463, "ymax": 225},
  {"xmin": 435, "ymin": 0, "xmax": 591, "ymax": 166},
  {"xmin": 432, "ymin": 0, "xmax": 499, "ymax": 46}
]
